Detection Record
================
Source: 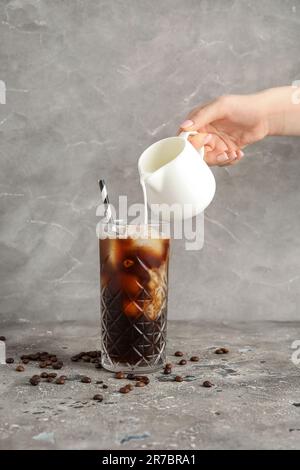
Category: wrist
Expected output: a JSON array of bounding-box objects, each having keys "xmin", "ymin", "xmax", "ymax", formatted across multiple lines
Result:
[{"xmin": 258, "ymin": 88, "xmax": 285, "ymax": 136}]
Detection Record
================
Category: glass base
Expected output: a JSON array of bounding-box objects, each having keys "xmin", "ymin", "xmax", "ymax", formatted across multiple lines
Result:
[{"xmin": 101, "ymin": 357, "xmax": 165, "ymax": 374}]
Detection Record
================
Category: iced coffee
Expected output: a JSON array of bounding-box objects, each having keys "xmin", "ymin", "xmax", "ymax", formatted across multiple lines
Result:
[{"xmin": 99, "ymin": 223, "xmax": 170, "ymax": 372}]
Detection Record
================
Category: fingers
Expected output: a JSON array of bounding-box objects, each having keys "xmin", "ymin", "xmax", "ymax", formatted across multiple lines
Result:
[
  {"xmin": 211, "ymin": 149, "xmax": 245, "ymax": 167},
  {"xmin": 187, "ymin": 132, "xmax": 213, "ymax": 150},
  {"xmin": 180, "ymin": 97, "xmax": 227, "ymax": 131}
]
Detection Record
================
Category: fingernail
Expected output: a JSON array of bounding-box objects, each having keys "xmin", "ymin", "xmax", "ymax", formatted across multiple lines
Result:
[
  {"xmin": 240, "ymin": 150, "xmax": 245, "ymax": 158},
  {"xmin": 180, "ymin": 119, "xmax": 194, "ymax": 128},
  {"xmin": 231, "ymin": 151, "xmax": 237, "ymax": 159},
  {"xmin": 203, "ymin": 134, "xmax": 212, "ymax": 144},
  {"xmin": 217, "ymin": 153, "xmax": 229, "ymax": 163}
]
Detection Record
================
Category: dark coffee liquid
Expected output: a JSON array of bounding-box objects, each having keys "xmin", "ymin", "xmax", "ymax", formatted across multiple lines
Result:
[{"xmin": 100, "ymin": 235, "xmax": 169, "ymax": 370}]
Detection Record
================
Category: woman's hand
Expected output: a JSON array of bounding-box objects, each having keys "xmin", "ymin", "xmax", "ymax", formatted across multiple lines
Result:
[
  {"xmin": 178, "ymin": 86, "xmax": 300, "ymax": 166},
  {"xmin": 178, "ymin": 92, "xmax": 272, "ymax": 166}
]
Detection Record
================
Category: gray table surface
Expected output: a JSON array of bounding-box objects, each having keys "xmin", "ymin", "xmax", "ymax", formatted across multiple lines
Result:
[{"xmin": 0, "ymin": 320, "xmax": 300, "ymax": 450}]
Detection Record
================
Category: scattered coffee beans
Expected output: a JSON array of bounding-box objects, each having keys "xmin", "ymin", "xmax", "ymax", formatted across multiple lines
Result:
[
  {"xmin": 81, "ymin": 376, "xmax": 92, "ymax": 384},
  {"xmin": 190, "ymin": 356, "xmax": 199, "ymax": 362},
  {"xmin": 40, "ymin": 372, "xmax": 49, "ymax": 378},
  {"xmin": 93, "ymin": 394, "xmax": 103, "ymax": 402},
  {"xmin": 55, "ymin": 376, "xmax": 65, "ymax": 385},
  {"xmin": 164, "ymin": 368, "xmax": 172, "ymax": 375},
  {"xmin": 174, "ymin": 375, "xmax": 183, "ymax": 382},
  {"xmin": 140, "ymin": 376, "xmax": 150, "ymax": 385},
  {"xmin": 135, "ymin": 381, "xmax": 145, "ymax": 387},
  {"xmin": 52, "ymin": 362, "xmax": 63, "ymax": 370},
  {"xmin": 126, "ymin": 373, "xmax": 136, "ymax": 380},
  {"xmin": 165, "ymin": 363, "xmax": 172, "ymax": 368},
  {"xmin": 119, "ymin": 386, "xmax": 130, "ymax": 394},
  {"xmin": 88, "ymin": 351, "xmax": 98, "ymax": 358},
  {"xmin": 6, "ymin": 358, "xmax": 14, "ymax": 364},
  {"xmin": 126, "ymin": 384, "xmax": 134, "ymax": 391},
  {"xmin": 22, "ymin": 358, "xmax": 29, "ymax": 364},
  {"xmin": 15, "ymin": 365, "xmax": 25, "ymax": 372},
  {"xmin": 178, "ymin": 359, "xmax": 187, "ymax": 365},
  {"xmin": 48, "ymin": 372, "xmax": 57, "ymax": 378},
  {"xmin": 115, "ymin": 371, "xmax": 125, "ymax": 379},
  {"xmin": 215, "ymin": 348, "xmax": 229, "ymax": 354},
  {"xmin": 102, "ymin": 384, "xmax": 108, "ymax": 389},
  {"xmin": 30, "ymin": 375, "xmax": 40, "ymax": 386},
  {"xmin": 96, "ymin": 380, "xmax": 103, "ymax": 385},
  {"xmin": 174, "ymin": 351, "xmax": 184, "ymax": 357},
  {"xmin": 203, "ymin": 380, "xmax": 214, "ymax": 388},
  {"xmin": 39, "ymin": 362, "xmax": 47, "ymax": 368},
  {"xmin": 71, "ymin": 355, "xmax": 80, "ymax": 362}
]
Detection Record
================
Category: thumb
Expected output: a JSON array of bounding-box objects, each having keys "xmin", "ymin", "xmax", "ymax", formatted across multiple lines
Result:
[{"xmin": 180, "ymin": 99, "xmax": 225, "ymax": 131}]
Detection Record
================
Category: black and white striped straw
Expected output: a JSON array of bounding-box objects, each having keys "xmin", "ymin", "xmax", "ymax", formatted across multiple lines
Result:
[{"xmin": 99, "ymin": 179, "xmax": 112, "ymax": 222}]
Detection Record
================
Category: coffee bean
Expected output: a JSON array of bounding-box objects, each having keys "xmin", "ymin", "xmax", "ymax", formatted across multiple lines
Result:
[
  {"xmin": 165, "ymin": 363, "xmax": 172, "ymax": 369},
  {"xmin": 95, "ymin": 363, "xmax": 102, "ymax": 369},
  {"xmin": 0, "ymin": 336, "xmax": 6, "ymax": 341},
  {"xmin": 50, "ymin": 356, "xmax": 57, "ymax": 362},
  {"xmin": 93, "ymin": 394, "xmax": 103, "ymax": 401},
  {"xmin": 71, "ymin": 355, "xmax": 80, "ymax": 362},
  {"xmin": 82, "ymin": 356, "xmax": 91, "ymax": 363},
  {"xmin": 81, "ymin": 376, "xmax": 91, "ymax": 384},
  {"xmin": 59, "ymin": 375, "xmax": 67, "ymax": 380},
  {"xmin": 6, "ymin": 357, "xmax": 14, "ymax": 364},
  {"xmin": 126, "ymin": 373, "xmax": 136, "ymax": 380},
  {"xmin": 215, "ymin": 348, "xmax": 229, "ymax": 355},
  {"xmin": 125, "ymin": 384, "xmax": 134, "ymax": 391},
  {"xmin": 135, "ymin": 381, "xmax": 145, "ymax": 387},
  {"xmin": 16, "ymin": 365, "xmax": 25, "ymax": 372},
  {"xmin": 102, "ymin": 384, "xmax": 108, "ymax": 389},
  {"xmin": 22, "ymin": 358, "xmax": 30, "ymax": 364},
  {"xmin": 190, "ymin": 356, "xmax": 199, "ymax": 362},
  {"xmin": 45, "ymin": 360, "xmax": 52, "ymax": 366},
  {"xmin": 30, "ymin": 375, "xmax": 40, "ymax": 386},
  {"xmin": 174, "ymin": 351, "xmax": 184, "ymax": 357},
  {"xmin": 134, "ymin": 376, "xmax": 149, "ymax": 384},
  {"xmin": 52, "ymin": 362, "xmax": 63, "ymax": 370},
  {"xmin": 29, "ymin": 353, "xmax": 40, "ymax": 361},
  {"xmin": 115, "ymin": 371, "xmax": 125, "ymax": 379},
  {"xmin": 119, "ymin": 386, "xmax": 130, "ymax": 394},
  {"xmin": 88, "ymin": 351, "xmax": 98, "ymax": 358},
  {"xmin": 164, "ymin": 368, "xmax": 172, "ymax": 375},
  {"xmin": 39, "ymin": 362, "xmax": 47, "ymax": 368},
  {"xmin": 203, "ymin": 380, "xmax": 214, "ymax": 388},
  {"xmin": 55, "ymin": 377, "xmax": 65, "ymax": 385},
  {"xmin": 48, "ymin": 372, "xmax": 57, "ymax": 378},
  {"xmin": 47, "ymin": 377, "xmax": 54, "ymax": 383},
  {"xmin": 178, "ymin": 359, "xmax": 187, "ymax": 365},
  {"xmin": 96, "ymin": 380, "xmax": 103, "ymax": 385},
  {"xmin": 140, "ymin": 376, "xmax": 150, "ymax": 385},
  {"xmin": 40, "ymin": 356, "xmax": 49, "ymax": 362},
  {"xmin": 40, "ymin": 372, "xmax": 49, "ymax": 378},
  {"xmin": 20, "ymin": 355, "xmax": 29, "ymax": 360},
  {"xmin": 174, "ymin": 375, "xmax": 183, "ymax": 382}
]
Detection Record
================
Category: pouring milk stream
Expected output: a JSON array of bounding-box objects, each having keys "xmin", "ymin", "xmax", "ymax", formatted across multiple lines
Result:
[{"xmin": 139, "ymin": 131, "xmax": 216, "ymax": 223}]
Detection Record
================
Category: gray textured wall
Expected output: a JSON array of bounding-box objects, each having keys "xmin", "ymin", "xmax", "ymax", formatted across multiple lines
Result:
[{"xmin": 1, "ymin": 0, "xmax": 300, "ymax": 323}]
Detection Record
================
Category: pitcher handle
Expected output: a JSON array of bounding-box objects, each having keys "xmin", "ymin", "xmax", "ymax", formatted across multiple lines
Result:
[{"xmin": 179, "ymin": 131, "xmax": 205, "ymax": 160}]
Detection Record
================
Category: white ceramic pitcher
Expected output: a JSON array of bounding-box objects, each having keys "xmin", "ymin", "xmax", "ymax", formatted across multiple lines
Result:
[{"xmin": 138, "ymin": 131, "xmax": 216, "ymax": 221}]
